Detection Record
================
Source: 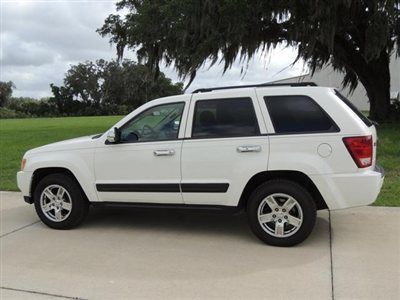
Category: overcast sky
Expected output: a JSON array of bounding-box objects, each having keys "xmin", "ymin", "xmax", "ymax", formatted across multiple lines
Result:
[{"xmin": 1, "ymin": 0, "xmax": 306, "ymax": 98}]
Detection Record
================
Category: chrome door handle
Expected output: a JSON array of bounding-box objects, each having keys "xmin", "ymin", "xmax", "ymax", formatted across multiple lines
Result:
[
  {"xmin": 237, "ymin": 145, "xmax": 262, "ymax": 153},
  {"xmin": 153, "ymin": 149, "xmax": 175, "ymax": 156}
]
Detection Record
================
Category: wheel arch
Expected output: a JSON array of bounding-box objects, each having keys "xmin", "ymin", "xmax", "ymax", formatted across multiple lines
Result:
[
  {"xmin": 239, "ymin": 170, "xmax": 328, "ymax": 211},
  {"xmin": 30, "ymin": 167, "xmax": 89, "ymax": 203}
]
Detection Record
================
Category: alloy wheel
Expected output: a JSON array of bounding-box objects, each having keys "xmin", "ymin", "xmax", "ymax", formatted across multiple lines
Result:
[
  {"xmin": 257, "ymin": 193, "xmax": 303, "ymax": 238},
  {"xmin": 40, "ymin": 184, "xmax": 72, "ymax": 222}
]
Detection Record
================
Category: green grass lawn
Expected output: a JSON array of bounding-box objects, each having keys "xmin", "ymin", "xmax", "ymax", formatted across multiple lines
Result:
[
  {"xmin": 374, "ymin": 122, "xmax": 400, "ymax": 206},
  {"xmin": 0, "ymin": 116, "xmax": 122, "ymax": 190},
  {"xmin": 0, "ymin": 116, "xmax": 399, "ymax": 206}
]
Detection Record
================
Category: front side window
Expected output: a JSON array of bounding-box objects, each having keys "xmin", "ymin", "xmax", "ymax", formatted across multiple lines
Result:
[
  {"xmin": 120, "ymin": 102, "xmax": 185, "ymax": 142},
  {"xmin": 192, "ymin": 97, "xmax": 260, "ymax": 138},
  {"xmin": 264, "ymin": 95, "xmax": 339, "ymax": 134}
]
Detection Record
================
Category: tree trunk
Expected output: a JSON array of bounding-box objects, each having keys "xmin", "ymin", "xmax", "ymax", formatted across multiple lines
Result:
[{"xmin": 358, "ymin": 52, "xmax": 391, "ymax": 122}]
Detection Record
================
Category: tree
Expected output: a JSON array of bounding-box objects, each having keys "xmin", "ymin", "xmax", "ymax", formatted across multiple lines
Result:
[
  {"xmin": 101, "ymin": 60, "xmax": 183, "ymax": 107},
  {"xmin": 98, "ymin": 0, "xmax": 400, "ymax": 121},
  {"xmin": 50, "ymin": 59, "xmax": 183, "ymax": 115},
  {"xmin": 63, "ymin": 60, "xmax": 104, "ymax": 107},
  {"xmin": 0, "ymin": 81, "xmax": 15, "ymax": 107},
  {"xmin": 49, "ymin": 84, "xmax": 83, "ymax": 116}
]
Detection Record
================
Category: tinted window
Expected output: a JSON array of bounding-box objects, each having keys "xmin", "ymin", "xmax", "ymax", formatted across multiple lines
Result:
[
  {"xmin": 121, "ymin": 102, "xmax": 184, "ymax": 142},
  {"xmin": 192, "ymin": 98, "xmax": 259, "ymax": 138},
  {"xmin": 264, "ymin": 95, "xmax": 339, "ymax": 133},
  {"xmin": 335, "ymin": 90, "xmax": 373, "ymax": 127}
]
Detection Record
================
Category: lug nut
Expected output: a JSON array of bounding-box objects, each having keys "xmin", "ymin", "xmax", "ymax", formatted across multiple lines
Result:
[
  {"xmin": 278, "ymin": 219, "xmax": 282, "ymax": 223},
  {"xmin": 272, "ymin": 214, "xmax": 276, "ymax": 218},
  {"xmin": 284, "ymin": 215, "xmax": 288, "ymax": 219},
  {"xmin": 275, "ymin": 208, "xmax": 279, "ymax": 212},
  {"xmin": 282, "ymin": 209, "xmax": 286, "ymax": 212}
]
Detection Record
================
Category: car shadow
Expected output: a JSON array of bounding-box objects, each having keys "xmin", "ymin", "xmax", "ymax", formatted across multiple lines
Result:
[
  {"xmin": 24, "ymin": 206, "xmax": 332, "ymax": 279},
  {"xmin": 83, "ymin": 205, "xmax": 330, "ymax": 247}
]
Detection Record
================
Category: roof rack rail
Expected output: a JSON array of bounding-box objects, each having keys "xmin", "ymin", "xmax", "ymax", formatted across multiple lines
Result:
[{"xmin": 192, "ymin": 82, "xmax": 318, "ymax": 93}]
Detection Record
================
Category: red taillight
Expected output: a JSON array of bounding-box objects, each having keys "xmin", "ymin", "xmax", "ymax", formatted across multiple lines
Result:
[{"xmin": 343, "ymin": 135, "xmax": 373, "ymax": 168}]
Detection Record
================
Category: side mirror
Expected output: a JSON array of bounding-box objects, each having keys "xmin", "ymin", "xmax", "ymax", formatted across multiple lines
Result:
[{"xmin": 106, "ymin": 127, "xmax": 121, "ymax": 143}]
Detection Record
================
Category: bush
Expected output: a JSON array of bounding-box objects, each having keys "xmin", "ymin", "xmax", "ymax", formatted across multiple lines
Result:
[
  {"xmin": 6, "ymin": 97, "xmax": 59, "ymax": 118},
  {"xmin": 0, "ymin": 97, "xmax": 134, "ymax": 119},
  {"xmin": 390, "ymin": 98, "xmax": 400, "ymax": 120},
  {"xmin": 0, "ymin": 107, "xmax": 28, "ymax": 119}
]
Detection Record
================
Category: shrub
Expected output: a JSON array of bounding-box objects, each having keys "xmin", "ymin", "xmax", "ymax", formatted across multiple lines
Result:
[{"xmin": 0, "ymin": 107, "xmax": 28, "ymax": 119}]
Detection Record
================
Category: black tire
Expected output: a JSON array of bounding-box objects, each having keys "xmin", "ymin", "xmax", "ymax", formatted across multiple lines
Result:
[
  {"xmin": 34, "ymin": 173, "xmax": 89, "ymax": 229},
  {"xmin": 247, "ymin": 179, "xmax": 316, "ymax": 246}
]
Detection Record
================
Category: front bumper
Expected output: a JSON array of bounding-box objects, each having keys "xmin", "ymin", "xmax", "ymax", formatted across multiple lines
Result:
[
  {"xmin": 23, "ymin": 196, "xmax": 33, "ymax": 204},
  {"xmin": 17, "ymin": 171, "xmax": 33, "ymax": 199},
  {"xmin": 310, "ymin": 165, "xmax": 385, "ymax": 210}
]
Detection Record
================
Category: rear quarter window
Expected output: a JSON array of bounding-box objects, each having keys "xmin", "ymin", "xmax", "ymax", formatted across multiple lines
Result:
[
  {"xmin": 334, "ymin": 90, "xmax": 373, "ymax": 127},
  {"xmin": 264, "ymin": 95, "xmax": 339, "ymax": 134}
]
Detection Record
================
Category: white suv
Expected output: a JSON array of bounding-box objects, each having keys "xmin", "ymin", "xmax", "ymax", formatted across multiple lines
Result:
[{"xmin": 17, "ymin": 83, "xmax": 384, "ymax": 246}]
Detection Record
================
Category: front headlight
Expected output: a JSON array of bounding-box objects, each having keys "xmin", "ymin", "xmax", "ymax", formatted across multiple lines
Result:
[{"xmin": 21, "ymin": 158, "xmax": 27, "ymax": 171}]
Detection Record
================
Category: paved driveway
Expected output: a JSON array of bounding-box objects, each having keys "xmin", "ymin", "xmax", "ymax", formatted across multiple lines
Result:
[{"xmin": 1, "ymin": 191, "xmax": 399, "ymax": 300}]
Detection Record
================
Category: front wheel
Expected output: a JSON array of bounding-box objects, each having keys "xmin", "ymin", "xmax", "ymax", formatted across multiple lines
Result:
[
  {"xmin": 247, "ymin": 180, "xmax": 316, "ymax": 246},
  {"xmin": 34, "ymin": 173, "xmax": 89, "ymax": 229}
]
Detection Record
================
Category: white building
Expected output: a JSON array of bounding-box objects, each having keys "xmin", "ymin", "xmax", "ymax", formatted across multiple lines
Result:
[{"xmin": 269, "ymin": 53, "xmax": 399, "ymax": 111}]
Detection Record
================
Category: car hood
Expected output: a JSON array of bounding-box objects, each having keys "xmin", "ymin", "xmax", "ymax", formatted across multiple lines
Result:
[{"xmin": 25, "ymin": 135, "xmax": 100, "ymax": 156}]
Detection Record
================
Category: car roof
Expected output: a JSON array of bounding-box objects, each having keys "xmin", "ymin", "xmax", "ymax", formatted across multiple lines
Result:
[{"xmin": 192, "ymin": 82, "xmax": 318, "ymax": 94}]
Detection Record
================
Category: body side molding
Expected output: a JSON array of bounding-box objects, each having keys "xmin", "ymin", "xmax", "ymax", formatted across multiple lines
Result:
[{"xmin": 96, "ymin": 183, "xmax": 229, "ymax": 193}]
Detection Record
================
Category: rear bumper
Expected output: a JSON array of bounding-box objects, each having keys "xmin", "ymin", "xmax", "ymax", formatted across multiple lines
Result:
[
  {"xmin": 310, "ymin": 165, "xmax": 384, "ymax": 210},
  {"xmin": 374, "ymin": 164, "xmax": 385, "ymax": 178}
]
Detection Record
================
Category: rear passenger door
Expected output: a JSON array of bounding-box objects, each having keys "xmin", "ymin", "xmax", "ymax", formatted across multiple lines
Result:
[
  {"xmin": 180, "ymin": 89, "xmax": 269, "ymax": 206},
  {"xmin": 256, "ymin": 89, "xmax": 342, "ymax": 175}
]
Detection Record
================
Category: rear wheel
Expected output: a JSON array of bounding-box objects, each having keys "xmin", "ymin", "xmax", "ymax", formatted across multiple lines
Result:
[
  {"xmin": 34, "ymin": 173, "xmax": 89, "ymax": 229},
  {"xmin": 247, "ymin": 180, "xmax": 316, "ymax": 246}
]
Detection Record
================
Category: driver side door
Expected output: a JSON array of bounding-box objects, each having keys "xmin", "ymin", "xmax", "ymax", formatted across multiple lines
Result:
[{"xmin": 94, "ymin": 95, "xmax": 190, "ymax": 204}]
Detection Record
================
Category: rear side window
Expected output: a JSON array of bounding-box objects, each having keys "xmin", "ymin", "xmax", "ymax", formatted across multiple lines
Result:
[
  {"xmin": 335, "ymin": 90, "xmax": 373, "ymax": 127},
  {"xmin": 192, "ymin": 97, "xmax": 260, "ymax": 138},
  {"xmin": 264, "ymin": 95, "xmax": 339, "ymax": 134}
]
